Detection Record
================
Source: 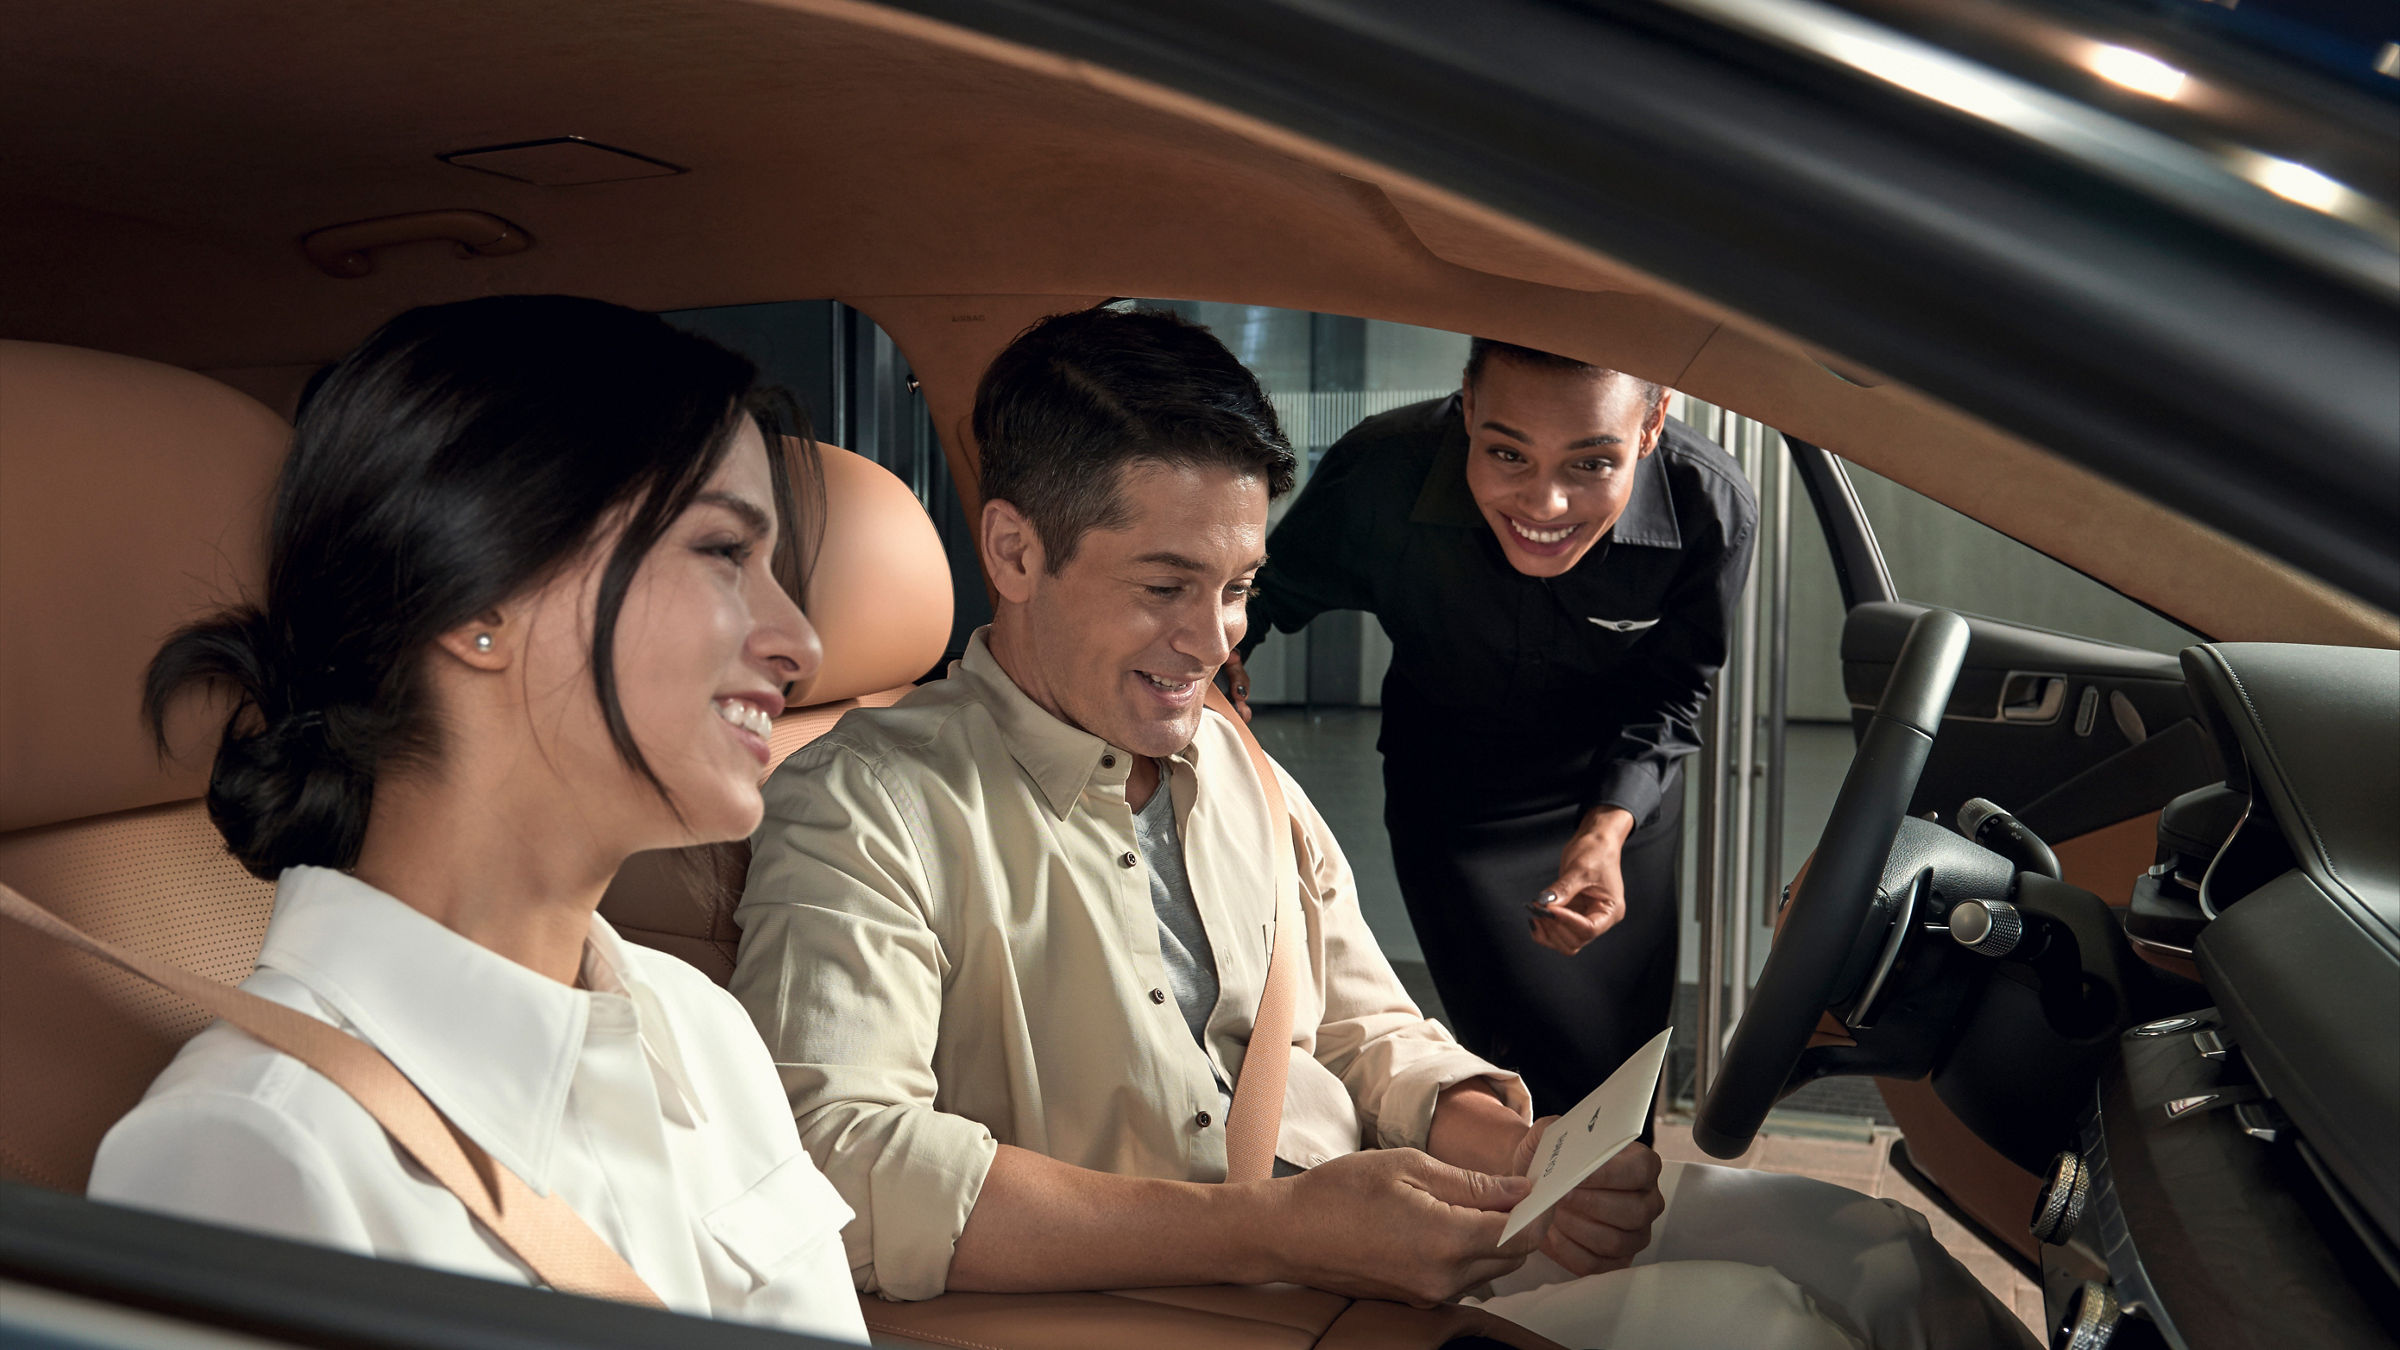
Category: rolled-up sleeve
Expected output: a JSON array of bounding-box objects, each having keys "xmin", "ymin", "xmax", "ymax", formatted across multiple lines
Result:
[
  {"xmin": 1277, "ymin": 766, "xmax": 1530, "ymax": 1151},
  {"xmin": 731, "ymin": 740, "xmax": 999, "ymax": 1301}
]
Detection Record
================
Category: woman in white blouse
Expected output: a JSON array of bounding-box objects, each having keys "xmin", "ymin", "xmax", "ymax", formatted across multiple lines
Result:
[{"xmin": 88, "ymin": 295, "xmax": 871, "ymax": 1343}]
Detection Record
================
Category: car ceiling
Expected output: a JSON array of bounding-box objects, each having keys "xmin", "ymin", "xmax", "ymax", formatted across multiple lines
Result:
[{"xmin": 0, "ymin": 0, "xmax": 2391, "ymax": 650}]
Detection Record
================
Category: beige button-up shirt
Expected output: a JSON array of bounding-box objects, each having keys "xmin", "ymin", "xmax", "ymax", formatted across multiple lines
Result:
[{"xmin": 733, "ymin": 632, "xmax": 1527, "ymax": 1299}]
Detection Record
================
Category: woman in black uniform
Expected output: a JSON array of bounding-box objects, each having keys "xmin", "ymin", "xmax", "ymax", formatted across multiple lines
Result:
[{"xmin": 1229, "ymin": 340, "xmax": 1755, "ymax": 1117}]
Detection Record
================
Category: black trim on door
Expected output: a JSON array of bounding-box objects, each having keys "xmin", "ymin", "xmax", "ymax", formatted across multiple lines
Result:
[
  {"xmin": 0, "ymin": 1184, "xmax": 849, "ymax": 1350},
  {"xmin": 1788, "ymin": 437, "xmax": 1894, "ymax": 610}
]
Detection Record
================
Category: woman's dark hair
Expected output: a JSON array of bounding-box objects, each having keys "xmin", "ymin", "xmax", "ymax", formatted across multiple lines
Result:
[
  {"xmin": 974, "ymin": 306, "xmax": 1297, "ymax": 571},
  {"xmin": 1464, "ymin": 337, "xmax": 1666, "ymax": 411},
  {"xmin": 146, "ymin": 294, "xmax": 821, "ymax": 879}
]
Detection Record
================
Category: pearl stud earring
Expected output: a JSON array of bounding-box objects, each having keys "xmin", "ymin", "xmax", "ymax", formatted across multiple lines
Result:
[{"xmin": 474, "ymin": 633, "xmax": 494, "ymax": 652}]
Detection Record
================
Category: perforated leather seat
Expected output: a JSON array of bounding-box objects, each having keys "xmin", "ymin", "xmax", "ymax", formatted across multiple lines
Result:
[{"xmin": 0, "ymin": 338, "xmax": 952, "ymax": 1190}]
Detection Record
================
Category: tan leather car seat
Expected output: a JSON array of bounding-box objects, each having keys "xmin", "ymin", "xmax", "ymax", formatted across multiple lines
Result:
[
  {"xmin": 0, "ymin": 336, "xmax": 950, "ymax": 1191},
  {"xmin": 0, "ymin": 340, "xmax": 288, "ymax": 1192}
]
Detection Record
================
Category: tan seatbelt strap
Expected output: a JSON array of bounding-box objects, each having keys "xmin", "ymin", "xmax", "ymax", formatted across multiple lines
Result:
[
  {"xmin": 0, "ymin": 882, "xmax": 664, "ymax": 1308},
  {"xmin": 1205, "ymin": 685, "xmax": 1307, "ymax": 1186}
]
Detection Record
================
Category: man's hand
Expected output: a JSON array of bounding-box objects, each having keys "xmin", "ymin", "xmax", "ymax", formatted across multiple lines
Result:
[
  {"xmin": 1529, "ymin": 806, "xmax": 1635, "ymax": 955},
  {"xmin": 1508, "ymin": 1123, "xmax": 1665, "ymax": 1276},
  {"xmin": 1262, "ymin": 1148, "xmax": 1537, "ymax": 1306},
  {"xmin": 1221, "ymin": 649, "xmax": 1254, "ymax": 724}
]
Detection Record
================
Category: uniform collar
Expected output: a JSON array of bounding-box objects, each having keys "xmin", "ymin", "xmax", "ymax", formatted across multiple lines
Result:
[
  {"xmin": 954, "ymin": 629, "xmax": 1199, "ymax": 819},
  {"xmin": 1610, "ymin": 448, "xmax": 1683, "ymax": 550},
  {"xmin": 1409, "ymin": 392, "xmax": 1683, "ymax": 550},
  {"xmin": 255, "ymin": 866, "xmax": 708, "ymax": 1197}
]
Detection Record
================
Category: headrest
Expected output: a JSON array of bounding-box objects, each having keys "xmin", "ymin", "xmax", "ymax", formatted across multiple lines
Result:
[
  {"xmin": 0, "ymin": 341, "xmax": 289, "ymax": 833},
  {"xmin": 797, "ymin": 442, "xmax": 953, "ymax": 704},
  {"xmin": 0, "ymin": 351, "xmax": 949, "ymax": 835}
]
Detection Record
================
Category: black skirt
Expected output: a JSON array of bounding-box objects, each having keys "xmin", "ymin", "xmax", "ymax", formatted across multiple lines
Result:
[{"xmin": 1385, "ymin": 768, "xmax": 1682, "ymax": 1120}]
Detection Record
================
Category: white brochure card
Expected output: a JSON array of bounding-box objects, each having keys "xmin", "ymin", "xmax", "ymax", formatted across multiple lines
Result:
[{"xmin": 1499, "ymin": 1027, "xmax": 1674, "ymax": 1243}]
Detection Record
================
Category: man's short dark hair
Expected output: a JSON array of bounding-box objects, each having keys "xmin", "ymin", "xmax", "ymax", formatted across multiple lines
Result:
[
  {"xmin": 1464, "ymin": 338, "xmax": 1666, "ymax": 411},
  {"xmin": 974, "ymin": 306, "xmax": 1298, "ymax": 572}
]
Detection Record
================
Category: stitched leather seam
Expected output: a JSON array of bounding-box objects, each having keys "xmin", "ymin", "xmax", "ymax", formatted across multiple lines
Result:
[{"xmin": 858, "ymin": 1317, "xmax": 1012, "ymax": 1350}]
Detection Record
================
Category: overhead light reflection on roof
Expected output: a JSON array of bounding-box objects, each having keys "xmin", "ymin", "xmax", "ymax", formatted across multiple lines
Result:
[
  {"xmin": 1811, "ymin": 25, "xmax": 2036, "ymax": 123},
  {"xmin": 2085, "ymin": 45, "xmax": 2187, "ymax": 100},
  {"xmin": 2235, "ymin": 153, "xmax": 2352, "ymax": 213}
]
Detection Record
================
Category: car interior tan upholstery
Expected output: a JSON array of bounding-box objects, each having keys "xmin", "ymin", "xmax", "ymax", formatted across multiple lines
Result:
[
  {"xmin": 794, "ymin": 442, "xmax": 955, "ymax": 707},
  {"xmin": 0, "ymin": 0, "xmax": 2389, "ymax": 651},
  {"xmin": 0, "ymin": 341, "xmax": 289, "ymax": 834},
  {"xmin": 0, "ymin": 342, "xmax": 289, "ymax": 1192},
  {"xmin": 598, "ymin": 440, "xmax": 950, "ymax": 982},
  {"xmin": 857, "ymin": 1284, "xmax": 1568, "ymax": 1350},
  {"xmin": 0, "ymin": 356, "xmax": 946, "ymax": 1190}
]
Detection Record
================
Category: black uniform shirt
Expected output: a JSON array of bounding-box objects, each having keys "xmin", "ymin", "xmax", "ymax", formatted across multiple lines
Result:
[{"xmin": 1242, "ymin": 395, "xmax": 1756, "ymax": 826}]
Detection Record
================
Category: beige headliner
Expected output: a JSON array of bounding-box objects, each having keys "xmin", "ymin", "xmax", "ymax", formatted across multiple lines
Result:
[{"xmin": 0, "ymin": 0, "xmax": 2388, "ymax": 647}]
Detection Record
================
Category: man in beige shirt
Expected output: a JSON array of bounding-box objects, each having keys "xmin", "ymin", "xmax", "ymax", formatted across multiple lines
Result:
[{"xmin": 733, "ymin": 308, "xmax": 2037, "ymax": 1350}]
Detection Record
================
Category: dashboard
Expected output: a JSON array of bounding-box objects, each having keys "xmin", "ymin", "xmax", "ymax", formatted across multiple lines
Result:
[{"xmin": 2031, "ymin": 644, "xmax": 2398, "ymax": 1349}]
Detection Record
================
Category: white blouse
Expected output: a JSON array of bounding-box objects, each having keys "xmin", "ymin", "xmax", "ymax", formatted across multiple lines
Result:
[{"xmin": 89, "ymin": 866, "xmax": 869, "ymax": 1344}]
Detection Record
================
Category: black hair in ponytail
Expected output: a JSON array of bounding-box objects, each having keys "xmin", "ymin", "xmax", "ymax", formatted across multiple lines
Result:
[{"xmin": 144, "ymin": 295, "xmax": 819, "ymax": 879}]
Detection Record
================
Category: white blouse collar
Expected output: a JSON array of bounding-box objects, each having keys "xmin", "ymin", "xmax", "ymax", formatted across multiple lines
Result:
[{"xmin": 256, "ymin": 866, "xmax": 706, "ymax": 1196}]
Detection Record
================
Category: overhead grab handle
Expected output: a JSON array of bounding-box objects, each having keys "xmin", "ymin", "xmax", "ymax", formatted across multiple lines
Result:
[{"xmin": 299, "ymin": 210, "xmax": 534, "ymax": 279}]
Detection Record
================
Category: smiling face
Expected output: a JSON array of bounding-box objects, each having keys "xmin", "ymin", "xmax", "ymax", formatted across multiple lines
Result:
[
  {"xmin": 509, "ymin": 420, "xmax": 819, "ymax": 851},
  {"xmin": 1461, "ymin": 357, "xmax": 1667, "ymax": 579},
  {"xmin": 984, "ymin": 459, "xmax": 1266, "ymax": 758}
]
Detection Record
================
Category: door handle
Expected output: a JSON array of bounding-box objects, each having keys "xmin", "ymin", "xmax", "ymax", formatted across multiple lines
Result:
[{"xmin": 1999, "ymin": 672, "xmax": 2068, "ymax": 722}]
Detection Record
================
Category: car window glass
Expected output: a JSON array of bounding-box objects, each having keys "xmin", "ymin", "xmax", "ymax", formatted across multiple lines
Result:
[{"xmin": 1841, "ymin": 457, "xmax": 2203, "ymax": 655}]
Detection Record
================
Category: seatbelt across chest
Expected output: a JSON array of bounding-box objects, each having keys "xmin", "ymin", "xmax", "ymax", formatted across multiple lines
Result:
[
  {"xmin": 1205, "ymin": 685, "xmax": 1308, "ymax": 1186},
  {"xmin": 0, "ymin": 881, "xmax": 664, "ymax": 1308}
]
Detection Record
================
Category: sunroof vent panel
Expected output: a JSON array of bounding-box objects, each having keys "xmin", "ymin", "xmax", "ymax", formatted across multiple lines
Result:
[{"xmin": 439, "ymin": 137, "xmax": 684, "ymax": 186}]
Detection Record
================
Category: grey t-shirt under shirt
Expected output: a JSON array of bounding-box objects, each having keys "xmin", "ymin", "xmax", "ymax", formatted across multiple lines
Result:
[
  {"xmin": 1131, "ymin": 769, "xmax": 1221, "ymax": 1047},
  {"xmin": 1131, "ymin": 763, "xmax": 1301, "ymax": 1175},
  {"xmin": 1129, "ymin": 767, "xmax": 1235, "ymax": 1122}
]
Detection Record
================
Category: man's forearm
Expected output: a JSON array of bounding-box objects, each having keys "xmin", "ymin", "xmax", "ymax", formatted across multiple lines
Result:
[
  {"xmin": 947, "ymin": 1139, "xmax": 1539, "ymax": 1306},
  {"xmin": 1424, "ymin": 1079, "xmax": 1533, "ymax": 1178},
  {"xmin": 945, "ymin": 1144, "xmax": 1276, "ymax": 1292}
]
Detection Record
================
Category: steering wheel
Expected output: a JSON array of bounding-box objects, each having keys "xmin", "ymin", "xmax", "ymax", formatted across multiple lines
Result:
[{"xmin": 1693, "ymin": 607, "xmax": 1971, "ymax": 1158}]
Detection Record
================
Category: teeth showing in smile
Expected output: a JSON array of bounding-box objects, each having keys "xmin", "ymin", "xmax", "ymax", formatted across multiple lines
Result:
[
  {"xmin": 1511, "ymin": 519, "xmax": 1577, "ymax": 546},
  {"xmin": 714, "ymin": 698, "xmax": 773, "ymax": 740},
  {"xmin": 1140, "ymin": 672, "xmax": 1198, "ymax": 694}
]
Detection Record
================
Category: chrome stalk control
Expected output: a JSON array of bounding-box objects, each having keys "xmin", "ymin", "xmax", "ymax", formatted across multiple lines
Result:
[
  {"xmin": 2031, "ymin": 1151, "xmax": 2090, "ymax": 1245},
  {"xmin": 1948, "ymin": 898, "xmax": 2024, "ymax": 957}
]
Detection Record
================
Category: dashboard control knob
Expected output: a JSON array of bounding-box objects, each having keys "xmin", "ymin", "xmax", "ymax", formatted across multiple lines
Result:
[
  {"xmin": 2030, "ymin": 1151, "xmax": 2089, "ymax": 1245},
  {"xmin": 1948, "ymin": 899, "xmax": 2024, "ymax": 957},
  {"xmin": 2052, "ymin": 1279, "xmax": 2121, "ymax": 1350}
]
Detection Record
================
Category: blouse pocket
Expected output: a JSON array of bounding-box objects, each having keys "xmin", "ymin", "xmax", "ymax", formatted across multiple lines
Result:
[{"xmin": 703, "ymin": 1149, "xmax": 855, "ymax": 1290}]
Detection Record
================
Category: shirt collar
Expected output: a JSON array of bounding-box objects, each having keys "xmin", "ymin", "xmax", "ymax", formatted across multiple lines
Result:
[
  {"xmin": 1408, "ymin": 392, "xmax": 1684, "ymax": 550},
  {"xmin": 954, "ymin": 630, "xmax": 1196, "ymax": 818},
  {"xmin": 1610, "ymin": 447, "xmax": 1683, "ymax": 550},
  {"xmin": 255, "ymin": 866, "xmax": 707, "ymax": 1196},
  {"xmin": 1408, "ymin": 394, "xmax": 1485, "ymax": 528}
]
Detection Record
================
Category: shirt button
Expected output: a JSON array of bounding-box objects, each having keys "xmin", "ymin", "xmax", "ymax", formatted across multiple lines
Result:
[
  {"xmin": 1119, "ymin": 851, "xmax": 1139, "ymax": 868},
  {"xmin": 1150, "ymin": 987, "xmax": 1168, "ymax": 1004},
  {"xmin": 1196, "ymin": 1111, "xmax": 1213, "ymax": 1128},
  {"xmin": 1101, "ymin": 753, "xmax": 1117, "ymax": 768}
]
